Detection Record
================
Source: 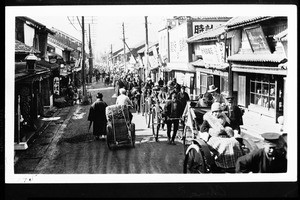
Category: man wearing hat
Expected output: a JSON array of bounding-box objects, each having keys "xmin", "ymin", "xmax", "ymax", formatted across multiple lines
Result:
[
  {"xmin": 207, "ymin": 85, "xmax": 225, "ymax": 104},
  {"xmin": 235, "ymin": 132, "xmax": 287, "ymax": 173},
  {"xmin": 163, "ymin": 91, "xmax": 184, "ymax": 145},
  {"xmin": 223, "ymin": 95, "xmax": 244, "ymax": 136},
  {"xmin": 88, "ymin": 93, "xmax": 108, "ymax": 140}
]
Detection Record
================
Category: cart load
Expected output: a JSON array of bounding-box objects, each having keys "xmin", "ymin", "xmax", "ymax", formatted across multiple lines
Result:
[{"xmin": 106, "ymin": 104, "xmax": 135, "ymax": 149}]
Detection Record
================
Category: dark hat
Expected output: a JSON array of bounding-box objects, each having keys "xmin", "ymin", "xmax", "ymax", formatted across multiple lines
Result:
[
  {"xmin": 96, "ymin": 93, "xmax": 103, "ymax": 98},
  {"xmin": 261, "ymin": 132, "xmax": 281, "ymax": 143},
  {"xmin": 181, "ymin": 85, "xmax": 186, "ymax": 89}
]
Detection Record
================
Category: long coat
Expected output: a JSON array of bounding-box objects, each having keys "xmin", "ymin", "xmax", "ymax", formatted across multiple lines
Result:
[{"xmin": 88, "ymin": 99, "xmax": 108, "ymax": 136}]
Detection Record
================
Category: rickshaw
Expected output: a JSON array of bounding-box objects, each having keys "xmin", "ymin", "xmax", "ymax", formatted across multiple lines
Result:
[
  {"xmin": 106, "ymin": 104, "xmax": 135, "ymax": 150},
  {"xmin": 182, "ymin": 101, "xmax": 257, "ymax": 173}
]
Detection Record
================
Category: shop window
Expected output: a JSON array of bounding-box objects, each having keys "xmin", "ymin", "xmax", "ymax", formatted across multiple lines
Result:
[
  {"xmin": 220, "ymin": 76, "xmax": 228, "ymax": 95},
  {"xmin": 250, "ymin": 75, "xmax": 275, "ymax": 110},
  {"xmin": 199, "ymin": 73, "xmax": 213, "ymax": 94}
]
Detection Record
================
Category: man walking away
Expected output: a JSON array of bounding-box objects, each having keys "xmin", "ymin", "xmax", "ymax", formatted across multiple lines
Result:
[{"xmin": 88, "ymin": 93, "xmax": 108, "ymax": 140}]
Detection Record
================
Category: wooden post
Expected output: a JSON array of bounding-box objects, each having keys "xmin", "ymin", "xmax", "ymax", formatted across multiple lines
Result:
[{"xmin": 17, "ymin": 95, "xmax": 21, "ymax": 144}]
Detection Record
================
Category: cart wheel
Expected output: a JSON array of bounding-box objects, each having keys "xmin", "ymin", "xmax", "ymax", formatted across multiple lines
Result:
[
  {"xmin": 130, "ymin": 123, "xmax": 135, "ymax": 148},
  {"xmin": 151, "ymin": 108, "xmax": 160, "ymax": 142},
  {"xmin": 183, "ymin": 145, "xmax": 206, "ymax": 173},
  {"xmin": 106, "ymin": 125, "xmax": 113, "ymax": 150}
]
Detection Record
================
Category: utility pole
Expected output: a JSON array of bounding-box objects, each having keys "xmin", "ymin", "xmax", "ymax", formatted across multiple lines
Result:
[
  {"xmin": 145, "ymin": 16, "xmax": 149, "ymax": 81},
  {"xmin": 81, "ymin": 16, "xmax": 89, "ymax": 104},
  {"xmin": 88, "ymin": 24, "xmax": 93, "ymax": 83},
  {"xmin": 122, "ymin": 22, "xmax": 127, "ymax": 72}
]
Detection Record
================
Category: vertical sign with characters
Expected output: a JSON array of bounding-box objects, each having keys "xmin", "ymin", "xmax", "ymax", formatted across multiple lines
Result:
[{"xmin": 53, "ymin": 77, "xmax": 60, "ymax": 95}]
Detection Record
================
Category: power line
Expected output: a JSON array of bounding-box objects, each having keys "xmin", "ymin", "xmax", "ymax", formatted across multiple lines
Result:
[
  {"xmin": 76, "ymin": 16, "xmax": 82, "ymax": 29},
  {"xmin": 67, "ymin": 16, "xmax": 78, "ymax": 31}
]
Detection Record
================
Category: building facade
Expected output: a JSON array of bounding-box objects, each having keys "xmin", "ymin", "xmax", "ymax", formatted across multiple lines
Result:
[{"xmin": 226, "ymin": 16, "xmax": 288, "ymax": 134}]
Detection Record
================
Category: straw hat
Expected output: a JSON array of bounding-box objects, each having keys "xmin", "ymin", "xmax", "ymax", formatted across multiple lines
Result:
[{"xmin": 207, "ymin": 85, "xmax": 218, "ymax": 93}]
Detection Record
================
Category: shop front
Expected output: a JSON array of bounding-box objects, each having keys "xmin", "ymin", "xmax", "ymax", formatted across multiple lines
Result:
[{"xmin": 164, "ymin": 62, "xmax": 196, "ymax": 99}]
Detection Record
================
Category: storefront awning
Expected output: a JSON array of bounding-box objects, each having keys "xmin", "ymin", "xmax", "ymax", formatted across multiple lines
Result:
[
  {"xmin": 231, "ymin": 64, "xmax": 287, "ymax": 75},
  {"xmin": 164, "ymin": 62, "xmax": 196, "ymax": 73}
]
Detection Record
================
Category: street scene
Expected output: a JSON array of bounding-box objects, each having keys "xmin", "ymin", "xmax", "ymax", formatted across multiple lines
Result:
[{"xmin": 7, "ymin": 11, "xmax": 292, "ymax": 178}]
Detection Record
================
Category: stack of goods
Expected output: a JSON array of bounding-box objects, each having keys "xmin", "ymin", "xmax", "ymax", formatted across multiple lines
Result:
[{"xmin": 106, "ymin": 105, "xmax": 130, "ymax": 140}]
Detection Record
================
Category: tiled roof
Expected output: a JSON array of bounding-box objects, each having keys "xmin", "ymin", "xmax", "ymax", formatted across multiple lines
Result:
[
  {"xmin": 15, "ymin": 62, "xmax": 50, "ymax": 80},
  {"xmin": 137, "ymin": 42, "xmax": 159, "ymax": 53},
  {"xmin": 164, "ymin": 62, "xmax": 196, "ymax": 72},
  {"xmin": 189, "ymin": 59, "xmax": 205, "ymax": 66},
  {"xmin": 15, "ymin": 40, "xmax": 40, "ymax": 53},
  {"xmin": 187, "ymin": 25, "xmax": 226, "ymax": 43},
  {"xmin": 227, "ymin": 53, "xmax": 286, "ymax": 63},
  {"xmin": 226, "ymin": 16, "xmax": 274, "ymax": 29}
]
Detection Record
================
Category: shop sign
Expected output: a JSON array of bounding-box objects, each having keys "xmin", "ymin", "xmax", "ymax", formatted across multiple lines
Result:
[
  {"xmin": 169, "ymin": 24, "xmax": 189, "ymax": 63},
  {"xmin": 192, "ymin": 22, "xmax": 225, "ymax": 35},
  {"xmin": 53, "ymin": 77, "xmax": 60, "ymax": 95},
  {"xmin": 195, "ymin": 43, "xmax": 225, "ymax": 66}
]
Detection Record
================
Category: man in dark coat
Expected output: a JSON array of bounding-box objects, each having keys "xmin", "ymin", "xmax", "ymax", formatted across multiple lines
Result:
[
  {"xmin": 88, "ymin": 93, "xmax": 108, "ymax": 140},
  {"xmin": 235, "ymin": 132, "xmax": 287, "ymax": 173},
  {"xmin": 163, "ymin": 92, "xmax": 183, "ymax": 145},
  {"xmin": 223, "ymin": 95, "xmax": 243, "ymax": 135}
]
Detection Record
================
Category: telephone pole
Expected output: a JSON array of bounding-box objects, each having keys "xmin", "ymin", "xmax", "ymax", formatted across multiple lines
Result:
[
  {"xmin": 144, "ymin": 16, "xmax": 149, "ymax": 81},
  {"xmin": 122, "ymin": 22, "xmax": 127, "ymax": 72},
  {"xmin": 81, "ymin": 16, "xmax": 89, "ymax": 104},
  {"xmin": 88, "ymin": 24, "xmax": 93, "ymax": 83}
]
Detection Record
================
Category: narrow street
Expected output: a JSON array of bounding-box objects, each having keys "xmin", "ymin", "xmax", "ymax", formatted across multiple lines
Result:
[{"xmin": 14, "ymin": 80, "xmax": 186, "ymax": 174}]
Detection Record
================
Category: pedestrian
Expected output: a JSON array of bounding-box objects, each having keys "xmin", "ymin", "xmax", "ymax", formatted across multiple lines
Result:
[
  {"xmin": 223, "ymin": 95, "xmax": 244, "ymax": 136},
  {"xmin": 207, "ymin": 85, "xmax": 225, "ymax": 104},
  {"xmin": 235, "ymin": 132, "xmax": 287, "ymax": 173},
  {"xmin": 158, "ymin": 78, "xmax": 164, "ymax": 87},
  {"xmin": 177, "ymin": 85, "xmax": 190, "ymax": 114},
  {"xmin": 116, "ymin": 88, "xmax": 133, "ymax": 122},
  {"xmin": 163, "ymin": 91, "xmax": 183, "ymax": 145},
  {"xmin": 88, "ymin": 92, "xmax": 108, "ymax": 140}
]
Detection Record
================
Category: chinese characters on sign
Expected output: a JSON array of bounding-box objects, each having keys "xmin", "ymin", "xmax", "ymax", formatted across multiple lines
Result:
[
  {"xmin": 53, "ymin": 77, "xmax": 60, "ymax": 95},
  {"xmin": 194, "ymin": 24, "xmax": 214, "ymax": 34}
]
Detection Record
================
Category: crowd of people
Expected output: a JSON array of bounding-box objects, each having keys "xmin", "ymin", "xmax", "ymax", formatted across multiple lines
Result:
[{"xmin": 86, "ymin": 70, "xmax": 287, "ymax": 174}]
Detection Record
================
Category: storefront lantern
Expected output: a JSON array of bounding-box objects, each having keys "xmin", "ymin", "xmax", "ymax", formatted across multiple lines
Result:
[{"xmin": 25, "ymin": 50, "xmax": 38, "ymax": 74}]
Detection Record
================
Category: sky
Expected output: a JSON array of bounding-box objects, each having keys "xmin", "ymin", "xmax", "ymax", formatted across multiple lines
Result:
[{"xmin": 34, "ymin": 15, "xmax": 166, "ymax": 58}]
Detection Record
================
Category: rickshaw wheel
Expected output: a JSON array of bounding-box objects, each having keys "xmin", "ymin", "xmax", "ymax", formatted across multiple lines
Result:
[
  {"xmin": 183, "ymin": 146, "xmax": 207, "ymax": 173},
  {"xmin": 106, "ymin": 125, "xmax": 113, "ymax": 150},
  {"xmin": 130, "ymin": 123, "xmax": 136, "ymax": 148}
]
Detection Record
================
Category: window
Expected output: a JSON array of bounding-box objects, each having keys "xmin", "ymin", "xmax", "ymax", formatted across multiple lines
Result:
[
  {"xmin": 199, "ymin": 73, "xmax": 213, "ymax": 94},
  {"xmin": 250, "ymin": 74, "xmax": 275, "ymax": 110},
  {"xmin": 220, "ymin": 76, "xmax": 228, "ymax": 95}
]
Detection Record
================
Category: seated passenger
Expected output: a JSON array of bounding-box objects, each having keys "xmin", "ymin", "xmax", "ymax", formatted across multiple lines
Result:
[
  {"xmin": 196, "ymin": 92, "xmax": 213, "ymax": 107},
  {"xmin": 199, "ymin": 102, "xmax": 244, "ymax": 171}
]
